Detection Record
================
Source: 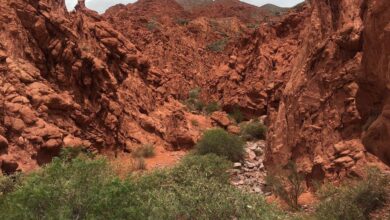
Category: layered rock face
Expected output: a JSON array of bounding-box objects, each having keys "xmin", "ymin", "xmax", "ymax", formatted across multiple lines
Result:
[
  {"xmin": 0, "ymin": 0, "xmax": 211, "ymax": 172},
  {"xmin": 0, "ymin": 0, "xmax": 388, "ymax": 176},
  {"xmin": 357, "ymin": 0, "xmax": 390, "ymax": 165},
  {"xmin": 264, "ymin": 0, "xmax": 390, "ymax": 177},
  {"xmin": 265, "ymin": 0, "xmax": 366, "ymax": 178}
]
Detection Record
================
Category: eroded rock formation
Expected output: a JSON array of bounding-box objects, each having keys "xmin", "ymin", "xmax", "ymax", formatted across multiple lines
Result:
[{"xmin": 0, "ymin": 0, "xmax": 389, "ymax": 176}]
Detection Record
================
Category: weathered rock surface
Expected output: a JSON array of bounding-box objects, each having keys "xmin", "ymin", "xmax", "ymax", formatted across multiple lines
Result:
[{"xmin": 0, "ymin": 0, "xmax": 389, "ymax": 177}]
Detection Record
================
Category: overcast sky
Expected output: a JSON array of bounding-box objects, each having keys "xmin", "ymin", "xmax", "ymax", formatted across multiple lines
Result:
[{"xmin": 65, "ymin": 0, "xmax": 304, "ymax": 13}]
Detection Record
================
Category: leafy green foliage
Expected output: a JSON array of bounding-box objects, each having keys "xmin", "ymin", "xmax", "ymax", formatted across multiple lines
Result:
[
  {"xmin": 229, "ymin": 106, "xmax": 244, "ymax": 123},
  {"xmin": 185, "ymin": 87, "xmax": 205, "ymax": 112},
  {"xmin": 0, "ymin": 152, "xmax": 284, "ymax": 220},
  {"xmin": 196, "ymin": 128, "xmax": 245, "ymax": 162},
  {"xmin": 266, "ymin": 161, "xmax": 305, "ymax": 210},
  {"xmin": 207, "ymin": 38, "xmax": 227, "ymax": 52},
  {"xmin": 204, "ymin": 101, "xmax": 220, "ymax": 115},
  {"xmin": 240, "ymin": 121, "xmax": 267, "ymax": 141},
  {"xmin": 315, "ymin": 167, "xmax": 389, "ymax": 220},
  {"xmin": 132, "ymin": 144, "xmax": 155, "ymax": 158}
]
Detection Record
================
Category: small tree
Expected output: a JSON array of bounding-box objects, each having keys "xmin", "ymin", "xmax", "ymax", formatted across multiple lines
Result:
[{"xmin": 266, "ymin": 161, "xmax": 305, "ymax": 210}]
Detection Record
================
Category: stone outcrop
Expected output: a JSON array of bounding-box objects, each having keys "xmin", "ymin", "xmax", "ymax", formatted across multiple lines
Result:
[
  {"xmin": 357, "ymin": 0, "xmax": 390, "ymax": 165},
  {"xmin": 0, "ymin": 0, "xmax": 389, "ymax": 176}
]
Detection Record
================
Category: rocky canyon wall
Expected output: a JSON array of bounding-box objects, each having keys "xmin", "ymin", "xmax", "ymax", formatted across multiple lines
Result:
[
  {"xmin": 358, "ymin": 0, "xmax": 390, "ymax": 165},
  {"xmin": 0, "ymin": 0, "xmax": 389, "ymax": 175}
]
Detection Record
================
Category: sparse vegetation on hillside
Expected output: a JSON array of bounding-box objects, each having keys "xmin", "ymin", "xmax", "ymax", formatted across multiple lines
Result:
[
  {"xmin": 145, "ymin": 20, "xmax": 159, "ymax": 31},
  {"xmin": 196, "ymin": 128, "xmax": 244, "ymax": 162},
  {"xmin": 204, "ymin": 101, "xmax": 220, "ymax": 115},
  {"xmin": 206, "ymin": 38, "xmax": 228, "ymax": 52},
  {"xmin": 185, "ymin": 87, "xmax": 205, "ymax": 112}
]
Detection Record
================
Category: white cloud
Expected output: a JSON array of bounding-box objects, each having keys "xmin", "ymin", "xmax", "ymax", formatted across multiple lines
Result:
[{"xmin": 65, "ymin": 0, "xmax": 304, "ymax": 13}]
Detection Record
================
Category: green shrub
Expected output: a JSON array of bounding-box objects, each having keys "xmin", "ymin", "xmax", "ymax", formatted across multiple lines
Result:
[
  {"xmin": 188, "ymin": 87, "xmax": 201, "ymax": 100},
  {"xmin": 0, "ymin": 157, "xmax": 117, "ymax": 219},
  {"xmin": 132, "ymin": 144, "xmax": 155, "ymax": 158},
  {"xmin": 241, "ymin": 121, "xmax": 267, "ymax": 140},
  {"xmin": 0, "ymin": 153, "xmax": 285, "ymax": 220},
  {"xmin": 185, "ymin": 87, "xmax": 205, "ymax": 112},
  {"xmin": 315, "ymin": 167, "xmax": 389, "ymax": 220},
  {"xmin": 205, "ymin": 101, "xmax": 220, "ymax": 115},
  {"xmin": 146, "ymin": 20, "xmax": 159, "ymax": 31},
  {"xmin": 229, "ymin": 106, "xmax": 244, "ymax": 123},
  {"xmin": 134, "ymin": 154, "xmax": 284, "ymax": 219},
  {"xmin": 266, "ymin": 161, "xmax": 305, "ymax": 210},
  {"xmin": 207, "ymin": 39, "xmax": 227, "ymax": 52},
  {"xmin": 196, "ymin": 128, "xmax": 245, "ymax": 161}
]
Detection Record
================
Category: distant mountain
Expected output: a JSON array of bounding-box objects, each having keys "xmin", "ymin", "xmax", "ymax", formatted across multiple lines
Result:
[{"xmin": 259, "ymin": 4, "xmax": 289, "ymax": 15}]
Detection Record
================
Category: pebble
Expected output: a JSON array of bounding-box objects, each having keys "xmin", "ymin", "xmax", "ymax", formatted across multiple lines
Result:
[{"xmin": 234, "ymin": 162, "xmax": 242, "ymax": 168}]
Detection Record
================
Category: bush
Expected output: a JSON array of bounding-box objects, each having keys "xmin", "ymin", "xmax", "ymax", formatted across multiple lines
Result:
[
  {"xmin": 185, "ymin": 87, "xmax": 205, "ymax": 112},
  {"xmin": 134, "ymin": 154, "xmax": 284, "ymax": 219},
  {"xmin": 204, "ymin": 101, "xmax": 220, "ymax": 115},
  {"xmin": 132, "ymin": 144, "xmax": 155, "ymax": 158},
  {"xmin": 266, "ymin": 161, "xmax": 305, "ymax": 210},
  {"xmin": 229, "ymin": 106, "xmax": 244, "ymax": 123},
  {"xmin": 0, "ymin": 153, "xmax": 285, "ymax": 220},
  {"xmin": 196, "ymin": 128, "xmax": 245, "ymax": 162},
  {"xmin": 207, "ymin": 39, "xmax": 227, "ymax": 52},
  {"xmin": 146, "ymin": 20, "xmax": 159, "ymax": 31},
  {"xmin": 241, "ymin": 121, "xmax": 267, "ymax": 140},
  {"xmin": 315, "ymin": 167, "xmax": 389, "ymax": 220}
]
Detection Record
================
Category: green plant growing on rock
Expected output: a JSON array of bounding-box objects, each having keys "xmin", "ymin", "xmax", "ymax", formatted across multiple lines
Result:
[
  {"xmin": 185, "ymin": 87, "xmax": 205, "ymax": 112},
  {"xmin": 266, "ymin": 161, "xmax": 305, "ymax": 210},
  {"xmin": 196, "ymin": 128, "xmax": 244, "ymax": 162},
  {"xmin": 240, "ymin": 121, "xmax": 267, "ymax": 141},
  {"xmin": 229, "ymin": 106, "xmax": 244, "ymax": 123},
  {"xmin": 146, "ymin": 20, "xmax": 159, "ymax": 31},
  {"xmin": 204, "ymin": 101, "xmax": 220, "ymax": 115},
  {"xmin": 207, "ymin": 38, "xmax": 228, "ymax": 52}
]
